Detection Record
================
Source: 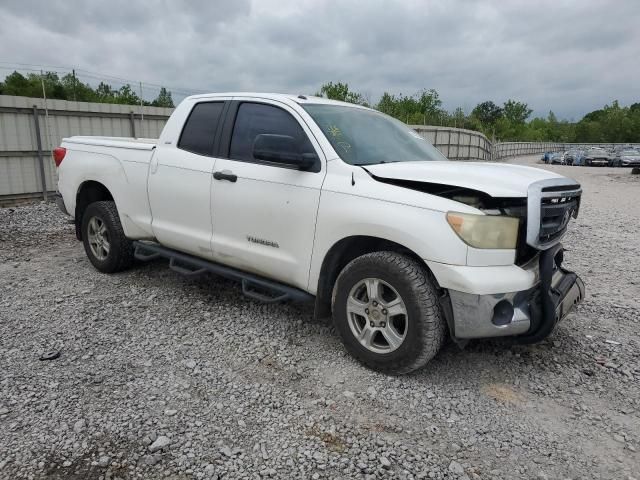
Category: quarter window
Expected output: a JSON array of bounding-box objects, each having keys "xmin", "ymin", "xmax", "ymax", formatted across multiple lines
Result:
[{"xmin": 178, "ymin": 102, "xmax": 224, "ymax": 156}]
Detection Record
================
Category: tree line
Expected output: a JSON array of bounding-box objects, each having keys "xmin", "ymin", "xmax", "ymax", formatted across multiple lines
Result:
[
  {"xmin": 0, "ymin": 71, "xmax": 175, "ymax": 107},
  {"xmin": 2, "ymin": 72, "xmax": 638, "ymax": 142},
  {"xmin": 317, "ymin": 81, "xmax": 640, "ymax": 143}
]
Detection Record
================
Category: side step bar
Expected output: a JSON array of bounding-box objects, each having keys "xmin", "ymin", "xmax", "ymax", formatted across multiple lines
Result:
[{"xmin": 133, "ymin": 241, "xmax": 314, "ymax": 304}]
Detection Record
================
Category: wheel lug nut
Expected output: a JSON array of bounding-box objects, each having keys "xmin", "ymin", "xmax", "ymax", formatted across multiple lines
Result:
[
  {"xmin": 365, "ymin": 308, "xmax": 369, "ymax": 314},
  {"xmin": 382, "ymin": 309, "xmax": 387, "ymax": 315},
  {"xmin": 381, "ymin": 322, "xmax": 386, "ymax": 327},
  {"xmin": 372, "ymin": 301, "xmax": 378, "ymax": 307},
  {"xmin": 370, "ymin": 322, "xmax": 374, "ymax": 327}
]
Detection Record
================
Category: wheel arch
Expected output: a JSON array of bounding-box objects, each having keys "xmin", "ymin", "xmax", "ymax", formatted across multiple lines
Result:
[
  {"xmin": 313, "ymin": 235, "xmax": 440, "ymax": 320},
  {"xmin": 75, "ymin": 180, "xmax": 115, "ymax": 240}
]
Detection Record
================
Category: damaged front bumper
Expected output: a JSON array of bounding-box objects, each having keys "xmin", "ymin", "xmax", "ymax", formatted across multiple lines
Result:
[{"xmin": 448, "ymin": 244, "xmax": 585, "ymax": 342}]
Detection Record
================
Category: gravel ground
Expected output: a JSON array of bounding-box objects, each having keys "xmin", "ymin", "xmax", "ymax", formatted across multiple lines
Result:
[{"xmin": 0, "ymin": 156, "xmax": 639, "ymax": 480}]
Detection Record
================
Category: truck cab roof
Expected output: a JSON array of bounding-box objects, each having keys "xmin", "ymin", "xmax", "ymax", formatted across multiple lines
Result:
[{"xmin": 186, "ymin": 92, "xmax": 367, "ymax": 108}]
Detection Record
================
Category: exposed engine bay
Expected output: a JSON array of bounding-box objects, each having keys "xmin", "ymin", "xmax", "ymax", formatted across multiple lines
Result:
[{"xmin": 366, "ymin": 172, "xmax": 537, "ymax": 264}]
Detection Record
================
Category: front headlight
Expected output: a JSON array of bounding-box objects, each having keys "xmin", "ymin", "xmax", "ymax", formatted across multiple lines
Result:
[{"xmin": 446, "ymin": 212, "xmax": 519, "ymax": 249}]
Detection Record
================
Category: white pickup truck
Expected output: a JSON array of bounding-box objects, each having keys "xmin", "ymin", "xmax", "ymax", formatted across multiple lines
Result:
[{"xmin": 55, "ymin": 93, "xmax": 584, "ymax": 374}]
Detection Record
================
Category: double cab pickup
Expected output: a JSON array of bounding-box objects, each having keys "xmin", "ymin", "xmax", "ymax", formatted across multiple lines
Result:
[{"xmin": 55, "ymin": 93, "xmax": 585, "ymax": 374}]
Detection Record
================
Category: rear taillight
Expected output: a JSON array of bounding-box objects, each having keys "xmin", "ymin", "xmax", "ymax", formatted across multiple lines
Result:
[{"xmin": 53, "ymin": 147, "xmax": 66, "ymax": 167}]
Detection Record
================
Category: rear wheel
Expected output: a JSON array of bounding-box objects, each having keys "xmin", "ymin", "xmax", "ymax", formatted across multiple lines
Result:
[
  {"xmin": 332, "ymin": 252, "xmax": 446, "ymax": 375},
  {"xmin": 81, "ymin": 201, "xmax": 134, "ymax": 273}
]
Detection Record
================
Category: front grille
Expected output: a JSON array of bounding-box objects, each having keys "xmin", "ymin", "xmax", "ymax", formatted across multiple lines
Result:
[
  {"xmin": 526, "ymin": 180, "xmax": 582, "ymax": 249},
  {"xmin": 539, "ymin": 195, "xmax": 580, "ymax": 244}
]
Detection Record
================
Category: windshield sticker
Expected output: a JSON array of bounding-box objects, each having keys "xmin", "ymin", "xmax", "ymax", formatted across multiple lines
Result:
[
  {"xmin": 337, "ymin": 141, "xmax": 351, "ymax": 153},
  {"xmin": 327, "ymin": 124, "xmax": 342, "ymax": 138}
]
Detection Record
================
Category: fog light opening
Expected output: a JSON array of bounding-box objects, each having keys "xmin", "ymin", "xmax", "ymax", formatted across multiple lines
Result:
[{"xmin": 492, "ymin": 300, "xmax": 514, "ymax": 326}]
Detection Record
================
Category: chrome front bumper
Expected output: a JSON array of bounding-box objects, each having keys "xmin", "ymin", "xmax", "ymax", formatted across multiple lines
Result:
[
  {"xmin": 449, "ymin": 245, "xmax": 585, "ymax": 341},
  {"xmin": 589, "ymin": 159, "xmax": 609, "ymax": 166},
  {"xmin": 622, "ymin": 160, "xmax": 640, "ymax": 167}
]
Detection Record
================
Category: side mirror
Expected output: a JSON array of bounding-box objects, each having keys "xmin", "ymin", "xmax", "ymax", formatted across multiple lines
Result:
[{"xmin": 253, "ymin": 134, "xmax": 317, "ymax": 170}]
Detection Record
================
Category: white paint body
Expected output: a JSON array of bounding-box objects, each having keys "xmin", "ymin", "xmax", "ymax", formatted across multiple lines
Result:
[{"xmin": 57, "ymin": 93, "xmax": 575, "ymax": 298}]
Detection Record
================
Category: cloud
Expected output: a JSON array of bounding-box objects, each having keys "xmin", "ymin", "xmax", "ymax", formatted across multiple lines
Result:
[{"xmin": 0, "ymin": 0, "xmax": 638, "ymax": 119}]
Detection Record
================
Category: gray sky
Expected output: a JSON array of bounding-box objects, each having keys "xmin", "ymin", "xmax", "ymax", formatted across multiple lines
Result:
[{"xmin": 1, "ymin": 0, "xmax": 638, "ymax": 119}]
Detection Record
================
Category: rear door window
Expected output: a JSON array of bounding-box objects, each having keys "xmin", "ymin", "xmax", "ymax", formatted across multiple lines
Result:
[{"xmin": 178, "ymin": 102, "xmax": 225, "ymax": 156}]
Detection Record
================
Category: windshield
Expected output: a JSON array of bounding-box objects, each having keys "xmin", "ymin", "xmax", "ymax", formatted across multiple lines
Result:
[{"xmin": 302, "ymin": 104, "xmax": 447, "ymax": 165}]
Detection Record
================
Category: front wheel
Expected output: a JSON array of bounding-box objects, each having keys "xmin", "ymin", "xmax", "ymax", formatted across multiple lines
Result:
[
  {"xmin": 332, "ymin": 252, "xmax": 446, "ymax": 375},
  {"xmin": 81, "ymin": 201, "xmax": 134, "ymax": 273}
]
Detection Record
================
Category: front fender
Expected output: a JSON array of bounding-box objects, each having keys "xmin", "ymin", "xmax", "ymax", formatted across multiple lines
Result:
[{"xmin": 307, "ymin": 189, "xmax": 468, "ymax": 294}]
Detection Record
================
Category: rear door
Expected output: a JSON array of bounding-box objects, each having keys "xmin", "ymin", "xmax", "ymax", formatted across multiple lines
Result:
[
  {"xmin": 147, "ymin": 99, "xmax": 228, "ymax": 258},
  {"xmin": 209, "ymin": 99, "xmax": 326, "ymax": 290}
]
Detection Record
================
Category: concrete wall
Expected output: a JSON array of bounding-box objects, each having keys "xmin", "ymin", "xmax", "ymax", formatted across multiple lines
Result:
[
  {"xmin": 493, "ymin": 142, "xmax": 564, "ymax": 160},
  {"xmin": 411, "ymin": 126, "xmax": 492, "ymax": 161}
]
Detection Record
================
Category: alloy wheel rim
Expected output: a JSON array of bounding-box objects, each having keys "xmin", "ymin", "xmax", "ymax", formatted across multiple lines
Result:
[
  {"xmin": 346, "ymin": 277, "xmax": 408, "ymax": 354},
  {"xmin": 87, "ymin": 216, "xmax": 110, "ymax": 261}
]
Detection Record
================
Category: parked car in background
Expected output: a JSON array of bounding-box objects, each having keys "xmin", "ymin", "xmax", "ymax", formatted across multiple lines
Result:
[
  {"xmin": 572, "ymin": 150, "xmax": 587, "ymax": 166},
  {"xmin": 548, "ymin": 152, "xmax": 566, "ymax": 164},
  {"xmin": 582, "ymin": 147, "xmax": 612, "ymax": 166},
  {"xmin": 563, "ymin": 149, "xmax": 583, "ymax": 166},
  {"xmin": 612, "ymin": 145, "xmax": 636, "ymax": 155},
  {"xmin": 611, "ymin": 149, "xmax": 640, "ymax": 167},
  {"xmin": 541, "ymin": 152, "xmax": 554, "ymax": 163}
]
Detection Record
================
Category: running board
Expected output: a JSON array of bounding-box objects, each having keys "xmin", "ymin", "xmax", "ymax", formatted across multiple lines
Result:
[{"xmin": 132, "ymin": 241, "xmax": 313, "ymax": 304}]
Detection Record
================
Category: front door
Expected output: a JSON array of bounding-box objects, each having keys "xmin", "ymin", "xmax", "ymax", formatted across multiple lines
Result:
[{"xmin": 210, "ymin": 100, "xmax": 326, "ymax": 290}]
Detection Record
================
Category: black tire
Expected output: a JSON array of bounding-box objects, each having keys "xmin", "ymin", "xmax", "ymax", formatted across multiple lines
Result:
[
  {"xmin": 332, "ymin": 251, "xmax": 446, "ymax": 375},
  {"xmin": 81, "ymin": 201, "xmax": 134, "ymax": 273}
]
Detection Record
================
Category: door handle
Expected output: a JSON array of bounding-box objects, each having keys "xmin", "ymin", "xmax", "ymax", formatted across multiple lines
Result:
[{"xmin": 213, "ymin": 170, "xmax": 237, "ymax": 183}]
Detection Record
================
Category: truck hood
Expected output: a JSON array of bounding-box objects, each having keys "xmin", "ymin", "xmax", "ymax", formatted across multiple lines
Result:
[{"xmin": 364, "ymin": 161, "xmax": 565, "ymax": 198}]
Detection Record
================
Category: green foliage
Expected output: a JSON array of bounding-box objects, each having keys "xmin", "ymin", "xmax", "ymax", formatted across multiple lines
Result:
[
  {"xmin": 471, "ymin": 101, "xmax": 503, "ymax": 126},
  {"xmin": 573, "ymin": 101, "xmax": 640, "ymax": 143},
  {"xmin": 152, "ymin": 87, "xmax": 174, "ymax": 108},
  {"xmin": 315, "ymin": 81, "xmax": 639, "ymax": 142},
  {"xmin": 60, "ymin": 73, "xmax": 97, "ymax": 102},
  {"xmin": 316, "ymin": 81, "xmax": 368, "ymax": 106},
  {"xmin": 0, "ymin": 70, "xmax": 174, "ymax": 107},
  {"xmin": 502, "ymin": 100, "xmax": 532, "ymax": 125},
  {"xmin": 600, "ymin": 102, "xmax": 634, "ymax": 142},
  {"xmin": 377, "ymin": 89, "xmax": 444, "ymax": 125},
  {"xmin": 2, "ymin": 71, "xmax": 637, "ymax": 142}
]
